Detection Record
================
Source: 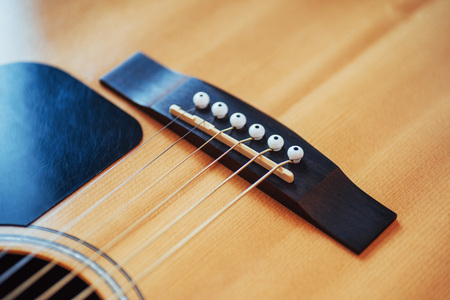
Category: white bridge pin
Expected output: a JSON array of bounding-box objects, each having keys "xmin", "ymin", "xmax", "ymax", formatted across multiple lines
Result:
[
  {"xmin": 211, "ymin": 102, "xmax": 228, "ymax": 119},
  {"xmin": 288, "ymin": 146, "xmax": 304, "ymax": 164},
  {"xmin": 230, "ymin": 113, "xmax": 247, "ymax": 129},
  {"xmin": 249, "ymin": 124, "xmax": 265, "ymax": 140},
  {"xmin": 268, "ymin": 134, "xmax": 284, "ymax": 151},
  {"xmin": 193, "ymin": 92, "xmax": 210, "ymax": 109}
]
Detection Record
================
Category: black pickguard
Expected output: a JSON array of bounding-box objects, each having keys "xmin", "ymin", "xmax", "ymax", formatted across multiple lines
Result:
[{"xmin": 0, "ymin": 63, "xmax": 142, "ymax": 226}]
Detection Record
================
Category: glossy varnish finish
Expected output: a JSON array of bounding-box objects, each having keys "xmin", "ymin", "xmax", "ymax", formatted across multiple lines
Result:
[{"xmin": 0, "ymin": 0, "xmax": 449, "ymax": 299}]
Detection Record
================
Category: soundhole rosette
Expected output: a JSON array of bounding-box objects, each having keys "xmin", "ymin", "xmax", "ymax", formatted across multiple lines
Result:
[{"xmin": 0, "ymin": 226, "xmax": 143, "ymax": 299}]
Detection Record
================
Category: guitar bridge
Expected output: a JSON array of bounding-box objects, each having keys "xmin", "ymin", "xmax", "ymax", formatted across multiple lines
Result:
[
  {"xmin": 169, "ymin": 104, "xmax": 294, "ymax": 183},
  {"xmin": 101, "ymin": 52, "xmax": 397, "ymax": 254}
]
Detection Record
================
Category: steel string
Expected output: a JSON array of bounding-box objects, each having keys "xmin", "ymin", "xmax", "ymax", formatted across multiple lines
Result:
[
  {"xmin": 0, "ymin": 109, "xmax": 191, "ymax": 263},
  {"xmin": 109, "ymin": 159, "xmax": 292, "ymax": 300},
  {"xmin": 73, "ymin": 148, "xmax": 278, "ymax": 300},
  {"xmin": 0, "ymin": 109, "xmax": 202, "ymax": 287},
  {"xmin": 4, "ymin": 124, "xmax": 231, "ymax": 300}
]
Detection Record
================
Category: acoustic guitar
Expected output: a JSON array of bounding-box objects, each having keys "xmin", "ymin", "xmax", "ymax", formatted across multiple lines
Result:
[{"xmin": 0, "ymin": 1, "xmax": 448, "ymax": 299}]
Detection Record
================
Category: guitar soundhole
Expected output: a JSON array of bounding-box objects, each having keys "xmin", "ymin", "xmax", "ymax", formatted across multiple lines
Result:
[{"xmin": 0, "ymin": 253, "xmax": 101, "ymax": 299}]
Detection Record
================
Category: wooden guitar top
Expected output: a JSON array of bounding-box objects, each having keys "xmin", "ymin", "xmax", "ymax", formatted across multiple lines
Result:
[{"xmin": 0, "ymin": 0, "xmax": 449, "ymax": 299}]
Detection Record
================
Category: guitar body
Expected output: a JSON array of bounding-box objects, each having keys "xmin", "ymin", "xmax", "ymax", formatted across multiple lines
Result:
[
  {"xmin": 1, "ymin": 0, "xmax": 449, "ymax": 299},
  {"xmin": 1, "ymin": 55, "xmax": 397, "ymax": 298}
]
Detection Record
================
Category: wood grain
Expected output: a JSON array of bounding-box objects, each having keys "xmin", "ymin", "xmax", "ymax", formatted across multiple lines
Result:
[{"xmin": 0, "ymin": 0, "xmax": 448, "ymax": 299}]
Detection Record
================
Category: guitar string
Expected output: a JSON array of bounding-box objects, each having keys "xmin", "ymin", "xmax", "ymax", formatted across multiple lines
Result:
[
  {"xmin": 36, "ymin": 136, "xmax": 257, "ymax": 300},
  {"xmin": 71, "ymin": 147, "xmax": 276, "ymax": 300},
  {"xmin": 109, "ymin": 159, "xmax": 293, "ymax": 300},
  {"xmin": 0, "ymin": 108, "xmax": 192, "ymax": 263},
  {"xmin": 0, "ymin": 108, "xmax": 205, "ymax": 287},
  {"xmin": 74, "ymin": 148, "xmax": 272, "ymax": 299},
  {"xmin": 3, "ymin": 101, "xmax": 295, "ymax": 299},
  {"xmin": 4, "ymin": 125, "xmax": 235, "ymax": 300},
  {"xmin": 6, "ymin": 127, "xmax": 237, "ymax": 299}
]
